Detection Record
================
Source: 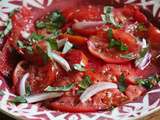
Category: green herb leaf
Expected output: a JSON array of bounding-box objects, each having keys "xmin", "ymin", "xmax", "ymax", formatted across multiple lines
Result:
[
  {"xmin": 140, "ymin": 47, "xmax": 148, "ymax": 58},
  {"xmin": 17, "ymin": 40, "xmax": 33, "ymax": 54},
  {"xmin": 102, "ymin": 6, "xmax": 121, "ymax": 28},
  {"xmin": 17, "ymin": 40, "xmax": 25, "ymax": 48},
  {"xmin": 73, "ymin": 64, "xmax": 85, "ymax": 72},
  {"xmin": 76, "ymin": 88, "xmax": 85, "ymax": 95},
  {"xmin": 36, "ymin": 21, "xmax": 46, "ymax": 29},
  {"xmin": 44, "ymin": 83, "xmax": 74, "ymax": 92},
  {"xmin": 118, "ymin": 74, "xmax": 127, "ymax": 92},
  {"xmin": 0, "ymin": 19, "xmax": 12, "ymax": 41},
  {"xmin": 10, "ymin": 96, "xmax": 27, "ymax": 104},
  {"xmin": 47, "ymin": 38, "xmax": 58, "ymax": 50},
  {"xmin": 79, "ymin": 75, "xmax": 92, "ymax": 89},
  {"xmin": 120, "ymin": 53, "xmax": 136, "ymax": 60},
  {"xmin": 136, "ymin": 75, "xmax": 160, "ymax": 89},
  {"xmin": 62, "ymin": 41, "xmax": 73, "ymax": 54},
  {"xmin": 137, "ymin": 23, "xmax": 147, "ymax": 32},
  {"xmin": 108, "ymin": 28, "xmax": 113, "ymax": 40},
  {"xmin": 48, "ymin": 10, "xmax": 65, "ymax": 29},
  {"xmin": 66, "ymin": 27, "xmax": 74, "ymax": 35},
  {"xmin": 30, "ymin": 32, "xmax": 44, "ymax": 41},
  {"xmin": 36, "ymin": 45, "xmax": 49, "ymax": 64},
  {"xmin": 109, "ymin": 39, "xmax": 128, "ymax": 51},
  {"xmin": 26, "ymin": 82, "xmax": 31, "ymax": 96}
]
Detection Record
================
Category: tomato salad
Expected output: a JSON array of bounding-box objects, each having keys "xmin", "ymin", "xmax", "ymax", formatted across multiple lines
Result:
[{"xmin": 1, "ymin": 2, "xmax": 160, "ymax": 113}]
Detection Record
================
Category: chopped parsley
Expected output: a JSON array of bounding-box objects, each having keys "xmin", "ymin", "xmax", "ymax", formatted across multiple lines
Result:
[
  {"xmin": 66, "ymin": 27, "xmax": 74, "ymax": 35},
  {"xmin": 0, "ymin": 19, "xmax": 12, "ymax": 42},
  {"xmin": 26, "ymin": 82, "xmax": 31, "ymax": 96},
  {"xmin": 10, "ymin": 96, "xmax": 27, "ymax": 104},
  {"xmin": 101, "ymin": 6, "xmax": 121, "ymax": 28},
  {"xmin": 79, "ymin": 75, "xmax": 92, "ymax": 89},
  {"xmin": 137, "ymin": 23, "xmax": 147, "ymax": 32},
  {"xmin": 47, "ymin": 38, "xmax": 58, "ymax": 50},
  {"xmin": 36, "ymin": 21, "xmax": 46, "ymax": 29},
  {"xmin": 77, "ymin": 75, "xmax": 92, "ymax": 94},
  {"xmin": 108, "ymin": 29, "xmax": 128, "ymax": 51},
  {"xmin": 136, "ymin": 75, "xmax": 160, "ymax": 89},
  {"xmin": 118, "ymin": 73, "xmax": 127, "ymax": 92},
  {"xmin": 30, "ymin": 32, "xmax": 44, "ymax": 41},
  {"xmin": 16, "ymin": 40, "xmax": 33, "ymax": 54},
  {"xmin": 36, "ymin": 45, "xmax": 49, "ymax": 64},
  {"xmin": 44, "ymin": 83, "xmax": 74, "ymax": 92}
]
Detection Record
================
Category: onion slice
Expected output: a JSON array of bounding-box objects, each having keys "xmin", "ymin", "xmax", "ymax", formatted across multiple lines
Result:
[
  {"xmin": 80, "ymin": 82, "xmax": 118, "ymax": 103},
  {"xmin": 72, "ymin": 21, "xmax": 104, "ymax": 30},
  {"xmin": 135, "ymin": 52, "xmax": 152, "ymax": 70},
  {"xmin": 26, "ymin": 92, "xmax": 63, "ymax": 103},
  {"xmin": 19, "ymin": 73, "xmax": 30, "ymax": 96},
  {"xmin": 48, "ymin": 51, "xmax": 71, "ymax": 71}
]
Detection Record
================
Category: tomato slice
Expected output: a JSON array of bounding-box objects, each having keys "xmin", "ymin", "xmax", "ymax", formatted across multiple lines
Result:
[
  {"xmin": 50, "ymin": 96, "xmax": 97, "ymax": 112},
  {"xmin": 62, "ymin": 5, "xmax": 102, "ymax": 22},
  {"xmin": 13, "ymin": 61, "xmax": 57, "ymax": 94},
  {"xmin": 87, "ymin": 29, "xmax": 140, "ymax": 64},
  {"xmin": 148, "ymin": 25, "xmax": 160, "ymax": 50},
  {"xmin": 9, "ymin": 7, "xmax": 34, "ymax": 51},
  {"xmin": 125, "ymin": 85, "xmax": 146, "ymax": 100},
  {"xmin": 65, "ymin": 49, "xmax": 88, "ymax": 66},
  {"xmin": 28, "ymin": 62, "xmax": 57, "ymax": 94},
  {"xmin": 59, "ymin": 34, "xmax": 87, "ymax": 45}
]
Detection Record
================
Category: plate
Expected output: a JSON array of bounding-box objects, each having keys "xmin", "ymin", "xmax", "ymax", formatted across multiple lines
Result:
[{"xmin": 0, "ymin": 0, "xmax": 160, "ymax": 120}]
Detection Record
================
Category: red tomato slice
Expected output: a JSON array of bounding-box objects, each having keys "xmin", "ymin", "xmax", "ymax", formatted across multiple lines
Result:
[
  {"xmin": 122, "ymin": 5, "xmax": 148, "ymax": 23},
  {"xmin": 59, "ymin": 34, "xmax": 87, "ymax": 45},
  {"xmin": 125, "ymin": 85, "xmax": 146, "ymax": 100},
  {"xmin": 50, "ymin": 96, "xmax": 97, "ymax": 112},
  {"xmin": 87, "ymin": 31, "xmax": 140, "ymax": 63},
  {"xmin": 148, "ymin": 25, "xmax": 160, "ymax": 50},
  {"xmin": 9, "ymin": 7, "xmax": 34, "ymax": 51},
  {"xmin": 62, "ymin": 5, "xmax": 102, "ymax": 22},
  {"xmin": 65, "ymin": 49, "xmax": 88, "ymax": 67},
  {"xmin": 28, "ymin": 62, "xmax": 57, "ymax": 94},
  {"xmin": 13, "ymin": 61, "xmax": 57, "ymax": 94}
]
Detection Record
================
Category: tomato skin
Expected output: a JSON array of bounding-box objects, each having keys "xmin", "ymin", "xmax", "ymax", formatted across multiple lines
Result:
[
  {"xmin": 59, "ymin": 34, "xmax": 87, "ymax": 45},
  {"xmin": 65, "ymin": 49, "xmax": 88, "ymax": 66},
  {"xmin": 62, "ymin": 5, "xmax": 102, "ymax": 22},
  {"xmin": 125, "ymin": 85, "xmax": 146, "ymax": 100},
  {"xmin": 122, "ymin": 5, "xmax": 147, "ymax": 23},
  {"xmin": 28, "ymin": 62, "xmax": 57, "ymax": 94},
  {"xmin": 9, "ymin": 7, "xmax": 34, "ymax": 50},
  {"xmin": 148, "ymin": 25, "xmax": 160, "ymax": 50},
  {"xmin": 50, "ymin": 102, "xmax": 97, "ymax": 112},
  {"xmin": 87, "ymin": 37, "xmax": 132, "ymax": 64},
  {"xmin": 112, "ymin": 29, "xmax": 139, "ymax": 52}
]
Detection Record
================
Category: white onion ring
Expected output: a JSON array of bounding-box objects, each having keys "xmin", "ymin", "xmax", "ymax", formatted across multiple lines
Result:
[
  {"xmin": 80, "ymin": 82, "xmax": 118, "ymax": 103},
  {"xmin": 135, "ymin": 52, "xmax": 152, "ymax": 70},
  {"xmin": 48, "ymin": 51, "xmax": 71, "ymax": 72},
  {"xmin": 19, "ymin": 73, "xmax": 30, "ymax": 96},
  {"xmin": 26, "ymin": 92, "xmax": 63, "ymax": 103},
  {"xmin": 57, "ymin": 38, "xmax": 67, "ymax": 48},
  {"xmin": 72, "ymin": 21, "xmax": 104, "ymax": 30}
]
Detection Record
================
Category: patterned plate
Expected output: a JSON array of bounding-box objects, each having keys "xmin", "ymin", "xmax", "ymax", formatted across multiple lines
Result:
[{"xmin": 0, "ymin": 0, "xmax": 160, "ymax": 120}]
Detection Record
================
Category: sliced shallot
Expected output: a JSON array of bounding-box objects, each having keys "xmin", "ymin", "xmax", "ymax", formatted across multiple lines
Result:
[
  {"xmin": 26, "ymin": 92, "xmax": 63, "ymax": 103},
  {"xmin": 72, "ymin": 21, "xmax": 104, "ymax": 30},
  {"xmin": 19, "ymin": 73, "xmax": 30, "ymax": 96},
  {"xmin": 80, "ymin": 82, "xmax": 118, "ymax": 103},
  {"xmin": 48, "ymin": 51, "xmax": 71, "ymax": 72}
]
